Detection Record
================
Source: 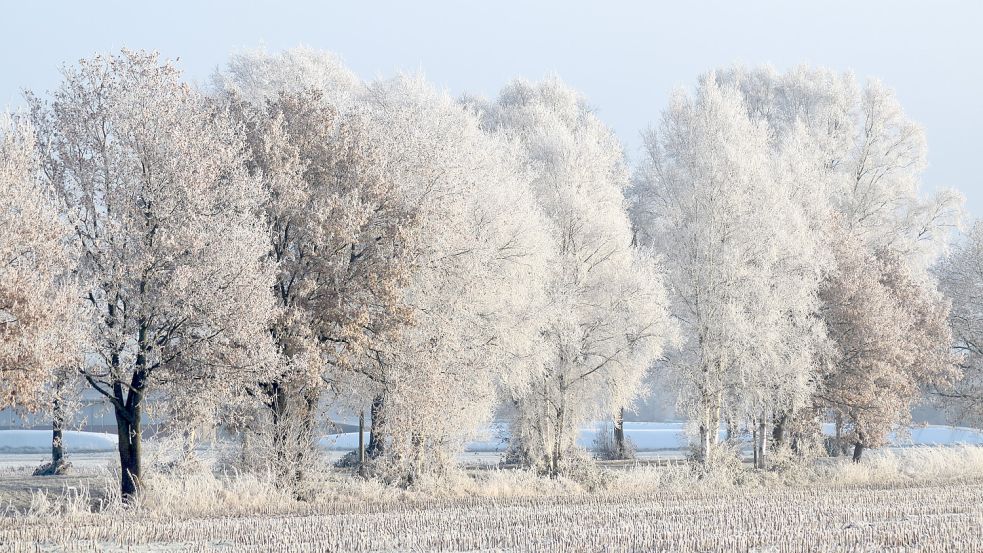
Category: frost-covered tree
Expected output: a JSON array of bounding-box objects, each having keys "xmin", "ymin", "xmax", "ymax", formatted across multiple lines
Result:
[
  {"xmin": 936, "ymin": 222, "xmax": 983, "ymax": 425},
  {"xmin": 0, "ymin": 115, "xmax": 81, "ymax": 411},
  {"xmin": 715, "ymin": 65, "xmax": 962, "ymax": 271},
  {"xmin": 215, "ymin": 53, "xmax": 416, "ymax": 484},
  {"xmin": 479, "ymin": 78, "xmax": 674, "ymax": 475},
  {"xmin": 352, "ymin": 75, "xmax": 553, "ymax": 482},
  {"xmin": 212, "ymin": 46, "xmax": 360, "ymax": 109},
  {"xmin": 28, "ymin": 50, "xmax": 276, "ymax": 501},
  {"xmin": 818, "ymin": 237, "xmax": 958, "ymax": 461},
  {"xmin": 714, "ymin": 66, "xmax": 963, "ymax": 457},
  {"xmin": 631, "ymin": 78, "xmax": 824, "ymax": 466}
]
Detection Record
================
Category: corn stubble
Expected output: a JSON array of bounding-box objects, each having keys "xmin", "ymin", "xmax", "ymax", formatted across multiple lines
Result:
[{"xmin": 1, "ymin": 480, "xmax": 979, "ymax": 552}]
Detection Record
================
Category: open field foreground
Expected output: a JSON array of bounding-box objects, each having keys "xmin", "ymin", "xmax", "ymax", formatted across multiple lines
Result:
[{"xmin": 1, "ymin": 480, "xmax": 981, "ymax": 552}]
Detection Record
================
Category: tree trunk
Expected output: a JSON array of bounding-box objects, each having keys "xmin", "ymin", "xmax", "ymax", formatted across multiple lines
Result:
[
  {"xmin": 852, "ymin": 441, "xmax": 864, "ymax": 463},
  {"xmin": 698, "ymin": 392, "xmax": 721, "ymax": 465},
  {"xmin": 699, "ymin": 423, "xmax": 710, "ymax": 463},
  {"xmin": 772, "ymin": 413, "xmax": 786, "ymax": 448},
  {"xmin": 752, "ymin": 425, "xmax": 758, "ymax": 467},
  {"xmin": 367, "ymin": 394, "xmax": 385, "ymax": 458},
  {"xmin": 755, "ymin": 417, "xmax": 767, "ymax": 469},
  {"xmin": 549, "ymin": 404, "xmax": 563, "ymax": 478},
  {"xmin": 36, "ymin": 394, "xmax": 71, "ymax": 476},
  {"xmin": 613, "ymin": 407, "xmax": 626, "ymax": 459},
  {"xmin": 832, "ymin": 413, "xmax": 843, "ymax": 457},
  {"xmin": 268, "ymin": 381, "xmax": 290, "ymax": 480},
  {"xmin": 357, "ymin": 410, "xmax": 366, "ymax": 466},
  {"xmin": 51, "ymin": 396, "xmax": 65, "ymax": 469},
  {"xmin": 115, "ymin": 364, "xmax": 148, "ymax": 504},
  {"xmin": 115, "ymin": 402, "xmax": 142, "ymax": 503},
  {"xmin": 292, "ymin": 387, "xmax": 319, "ymax": 487}
]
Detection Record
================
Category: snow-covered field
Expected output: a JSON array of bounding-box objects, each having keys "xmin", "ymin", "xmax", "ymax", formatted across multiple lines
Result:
[
  {"xmin": 2, "ymin": 422, "xmax": 981, "ymax": 462},
  {"xmin": 0, "ymin": 423, "xmax": 979, "ymax": 473},
  {"xmin": 318, "ymin": 421, "xmax": 983, "ymax": 452},
  {"xmin": 0, "ymin": 430, "xmax": 118, "ymax": 454},
  {"xmin": 2, "ymin": 480, "xmax": 981, "ymax": 551},
  {"xmin": 1, "ymin": 433, "xmax": 982, "ymax": 551}
]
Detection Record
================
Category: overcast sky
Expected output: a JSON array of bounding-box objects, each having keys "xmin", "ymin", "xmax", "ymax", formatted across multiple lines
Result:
[{"xmin": 3, "ymin": 0, "xmax": 980, "ymax": 214}]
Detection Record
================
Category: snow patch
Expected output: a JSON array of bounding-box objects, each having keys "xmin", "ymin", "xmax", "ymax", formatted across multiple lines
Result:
[
  {"xmin": 319, "ymin": 422, "xmax": 983, "ymax": 452},
  {"xmin": 0, "ymin": 430, "xmax": 118, "ymax": 454}
]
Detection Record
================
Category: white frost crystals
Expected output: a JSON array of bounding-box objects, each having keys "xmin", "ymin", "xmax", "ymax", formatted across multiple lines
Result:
[
  {"xmin": 478, "ymin": 77, "xmax": 676, "ymax": 475},
  {"xmin": 26, "ymin": 50, "xmax": 278, "ymax": 501},
  {"xmin": 1, "ymin": 48, "xmax": 975, "ymax": 504},
  {"xmin": 630, "ymin": 76, "xmax": 824, "ymax": 465}
]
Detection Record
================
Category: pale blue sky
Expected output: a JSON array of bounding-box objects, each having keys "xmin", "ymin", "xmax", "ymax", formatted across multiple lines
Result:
[{"xmin": 2, "ymin": 1, "xmax": 980, "ymax": 213}]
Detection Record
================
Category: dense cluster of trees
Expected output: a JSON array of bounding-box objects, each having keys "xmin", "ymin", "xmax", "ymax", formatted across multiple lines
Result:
[{"xmin": 0, "ymin": 49, "xmax": 976, "ymax": 501}]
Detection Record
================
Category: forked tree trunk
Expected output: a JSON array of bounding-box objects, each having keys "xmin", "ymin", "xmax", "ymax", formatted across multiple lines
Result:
[{"xmin": 114, "ymin": 363, "xmax": 148, "ymax": 504}]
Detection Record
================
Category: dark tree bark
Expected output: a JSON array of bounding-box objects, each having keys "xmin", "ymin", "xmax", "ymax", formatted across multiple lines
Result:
[
  {"xmin": 772, "ymin": 413, "xmax": 787, "ymax": 447},
  {"xmin": 106, "ymin": 321, "xmax": 151, "ymax": 504},
  {"xmin": 114, "ymin": 394, "xmax": 143, "ymax": 503},
  {"xmin": 752, "ymin": 425, "xmax": 758, "ymax": 467},
  {"xmin": 51, "ymin": 396, "xmax": 65, "ymax": 469},
  {"xmin": 852, "ymin": 441, "xmax": 865, "ymax": 463},
  {"xmin": 698, "ymin": 423, "xmax": 710, "ymax": 464},
  {"xmin": 113, "ymin": 342, "xmax": 149, "ymax": 504},
  {"xmin": 35, "ymin": 392, "xmax": 71, "ymax": 477},
  {"xmin": 357, "ymin": 410, "xmax": 366, "ymax": 466},
  {"xmin": 366, "ymin": 394, "xmax": 385, "ymax": 458},
  {"xmin": 116, "ymin": 408, "xmax": 141, "ymax": 501},
  {"xmin": 267, "ymin": 380, "xmax": 290, "ymax": 475}
]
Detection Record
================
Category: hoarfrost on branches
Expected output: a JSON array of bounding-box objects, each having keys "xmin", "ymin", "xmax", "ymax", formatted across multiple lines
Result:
[
  {"xmin": 0, "ymin": 115, "xmax": 82, "ymax": 411},
  {"xmin": 28, "ymin": 49, "xmax": 277, "ymax": 500},
  {"xmin": 479, "ymin": 77, "xmax": 675, "ymax": 475}
]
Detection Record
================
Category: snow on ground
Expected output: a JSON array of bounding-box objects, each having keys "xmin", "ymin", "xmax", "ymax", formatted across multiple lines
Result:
[
  {"xmin": 0, "ymin": 430, "xmax": 118, "ymax": 454},
  {"xmin": 1, "ymin": 423, "xmax": 979, "ymax": 460},
  {"xmin": 316, "ymin": 421, "xmax": 692, "ymax": 452},
  {"xmin": 318, "ymin": 421, "xmax": 983, "ymax": 452}
]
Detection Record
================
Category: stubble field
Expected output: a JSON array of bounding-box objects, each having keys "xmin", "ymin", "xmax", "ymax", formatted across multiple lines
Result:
[{"xmin": 1, "ymin": 478, "xmax": 981, "ymax": 552}]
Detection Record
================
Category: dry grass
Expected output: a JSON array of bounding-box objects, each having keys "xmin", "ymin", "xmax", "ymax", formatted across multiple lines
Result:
[
  {"xmin": 2, "ymin": 480, "xmax": 981, "ymax": 552},
  {"xmin": 1, "ymin": 446, "xmax": 981, "ymax": 551}
]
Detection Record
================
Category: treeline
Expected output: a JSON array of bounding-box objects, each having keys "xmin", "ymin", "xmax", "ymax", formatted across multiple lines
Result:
[{"xmin": 1, "ymin": 48, "xmax": 980, "ymax": 502}]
